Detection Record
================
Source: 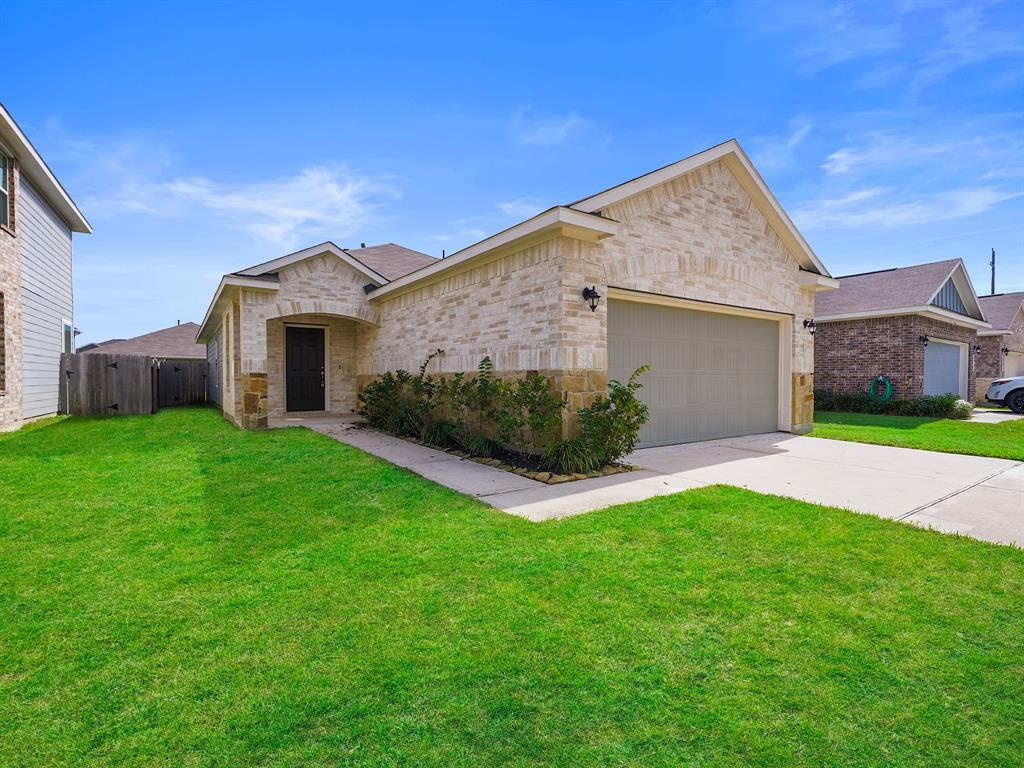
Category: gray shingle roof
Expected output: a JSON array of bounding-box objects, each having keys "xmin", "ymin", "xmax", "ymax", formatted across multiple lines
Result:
[
  {"xmin": 346, "ymin": 243, "xmax": 436, "ymax": 281},
  {"xmin": 816, "ymin": 259, "xmax": 961, "ymax": 317},
  {"xmin": 978, "ymin": 292, "xmax": 1024, "ymax": 331},
  {"xmin": 80, "ymin": 322, "xmax": 206, "ymax": 359}
]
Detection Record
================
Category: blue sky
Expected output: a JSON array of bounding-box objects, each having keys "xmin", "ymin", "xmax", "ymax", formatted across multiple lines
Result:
[{"xmin": 6, "ymin": 0, "xmax": 1023, "ymax": 344}]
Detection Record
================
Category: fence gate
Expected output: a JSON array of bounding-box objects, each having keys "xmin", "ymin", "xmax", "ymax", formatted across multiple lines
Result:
[
  {"xmin": 157, "ymin": 360, "xmax": 208, "ymax": 408},
  {"xmin": 59, "ymin": 353, "xmax": 157, "ymax": 416},
  {"xmin": 59, "ymin": 354, "xmax": 208, "ymax": 416}
]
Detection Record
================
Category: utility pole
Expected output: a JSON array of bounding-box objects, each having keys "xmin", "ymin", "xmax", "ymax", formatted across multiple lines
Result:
[{"xmin": 990, "ymin": 248, "xmax": 996, "ymax": 295}]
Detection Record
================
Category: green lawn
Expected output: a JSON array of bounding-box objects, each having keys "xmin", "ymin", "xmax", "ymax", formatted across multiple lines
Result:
[
  {"xmin": 2, "ymin": 409, "xmax": 1023, "ymax": 767},
  {"xmin": 813, "ymin": 411, "xmax": 1024, "ymax": 461}
]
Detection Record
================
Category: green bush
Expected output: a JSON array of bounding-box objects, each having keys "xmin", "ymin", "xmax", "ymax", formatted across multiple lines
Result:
[
  {"xmin": 359, "ymin": 353, "xmax": 652, "ymax": 465},
  {"xmin": 815, "ymin": 390, "xmax": 973, "ymax": 420},
  {"xmin": 578, "ymin": 366, "xmax": 651, "ymax": 465},
  {"xmin": 542, "ymin": 438, "xmax": 598, "ymax": 475}
]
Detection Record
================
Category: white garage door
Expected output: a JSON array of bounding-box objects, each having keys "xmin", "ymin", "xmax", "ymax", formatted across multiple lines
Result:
[
  {"xmin": 924, "ymin": 340, "xmax": 964, "ymax": 396},
  {"xmin": 1006, "ymin": 352, "xmax": 1024, "ymax": 378},
  {"xmin": 608, "ymin": 298, "xmax": 780, "ymax": 448}
]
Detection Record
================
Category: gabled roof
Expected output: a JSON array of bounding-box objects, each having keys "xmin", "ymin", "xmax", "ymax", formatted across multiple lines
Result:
[
  {"xmin": 569, "ymin": 139, "xmax": 830, "ymax": 277},
  {"xmin": 978, "ymin": 292, "xmax": 1024, "ymax": 332},
  {"xmin": 235, "ymin": 241, "xmax": 434, "ymax": 283},
  {"xmin": 81, "ymin": 322, "xmax": 205, "ymax": 359},
  {"xmin": 0, "ymin": 102, "xmax": 91, "ymax": 233},
  {"xmin": 816, "ymin": 258, "xmax": 988, "ymax": 328},
  {"xmin": 370, "ymin": 139, "xmax": 830, "ymax": 301}
]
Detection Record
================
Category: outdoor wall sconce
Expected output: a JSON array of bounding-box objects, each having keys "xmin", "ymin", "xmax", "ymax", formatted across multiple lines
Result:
[
  {"xmin": 974, "ymin": 344, "xmax": 982, "ymax": 353},
  {"xmin": 919, "ymin": 335, "xmax": 930, "ymax": 347},
  {"xmin": 1002, "ymin": 347, "xmax": 1011, "ymax": 356},
  {"xmin": 582, "ymin": 286, "xmax": 602, "ymax": 312},
  {"xmin": 803, "ymin": 318, "xmax": 816, "ymax": 335}
]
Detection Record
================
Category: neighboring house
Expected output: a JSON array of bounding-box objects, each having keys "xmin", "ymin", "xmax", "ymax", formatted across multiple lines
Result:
[
  {"xmin": 814, "ymin": 259, "xmax": 989, "ymax": 402},
  {"xmin": 976, "ymin": 292, "xmax": 1024, "ymax": 396},
  {"xmin": 196, "ymin": 140, "xmax": 837, "ymax": 447},
  {"xmin": 0, "ymin": 103, "xmax": 91, "ymax": 431},
  {"xmin": 80, "ymin": 322, "xmax": 205, "ymax": 360}
]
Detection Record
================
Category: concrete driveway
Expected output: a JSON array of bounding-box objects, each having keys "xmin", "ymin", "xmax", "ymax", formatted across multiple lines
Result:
[
  {"xmin": 487, "ymin": 434, "xmax": 1023, "ymax": 546},
  {"xmin": 300, "ymin": 417, "xmax": 1022, "ymax": 546}
]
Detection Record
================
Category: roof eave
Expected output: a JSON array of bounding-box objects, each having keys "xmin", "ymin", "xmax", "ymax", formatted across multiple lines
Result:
[
  {"xmin": 817, "ymin": 306, "xmax": 992, "ymax": 330},
  {"xmin": 235, "ymin": 241, "xmax": 388, "ymax": 285},
  {"xmin": 569, "ymin": 139, "xmax": 830, "ymax": 278},
  {"xmin": 0, "ymin": 102, "xmax": 91, "ymax": 234},
  {"xmin": 368, "ymin": 206, "xmax": 620, "ymax": 301},
  {"xmin": 196, "ymin": 275, "xmax": 279, "ymax": 343}
]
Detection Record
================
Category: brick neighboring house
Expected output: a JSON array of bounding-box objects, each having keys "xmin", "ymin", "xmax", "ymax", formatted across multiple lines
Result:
[
  {"xmin": 197, "ymin": 139, "xmax": 840, "ymax": 447},
  {"xmin": 976, "ymin": 292, "xmax": 1024, "ymax": 397},
  {"xmin": 814, "ymin": 259, "xmax": 989, "ymax": 402},
  {"xmin": 0, "ymin": 103, "xmax": 91, "ymax": 432}
]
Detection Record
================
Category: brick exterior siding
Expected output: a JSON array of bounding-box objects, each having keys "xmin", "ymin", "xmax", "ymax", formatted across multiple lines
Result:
[
  {"xmin": 0, "ymin": 157, "xmax": 21, "ymax": 431},
  {"xmin": 976, "ymin": 306, "xmax": 1024, "ymax": 398},
  {"xmin": 815, "ymin": 314, "xmax": 977, "ymax": 401}
]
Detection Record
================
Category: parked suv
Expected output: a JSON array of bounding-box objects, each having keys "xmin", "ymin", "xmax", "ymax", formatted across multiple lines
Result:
[{"xmin": 986, "ymin": 377, "xmax": 1024, "ymax": 414}]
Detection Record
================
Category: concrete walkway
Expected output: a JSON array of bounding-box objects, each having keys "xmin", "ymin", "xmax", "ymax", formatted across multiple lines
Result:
[
  {"xmin": 970, "ymin": 408, "xmax": 1023, "ymax": 424},
  {"xmin": 289, "ymin": 417, "xmax": 1023, "ymax": 547}
]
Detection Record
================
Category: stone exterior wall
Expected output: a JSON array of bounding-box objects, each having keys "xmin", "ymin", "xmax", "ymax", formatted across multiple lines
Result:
[
  {"xmin": 0, "ymin": 159, "xmax": 21, "ymax": 431},
  {"xmin": 267, "ymin": 313, "xmax": 357, "ymax": 417},
  {"xmin": 364, "ymin": 158, "xmax": 820, "ymax": 435},
  {"xmin": 815, "ymin": 315, "xmax": 977, "ymax": 400}
]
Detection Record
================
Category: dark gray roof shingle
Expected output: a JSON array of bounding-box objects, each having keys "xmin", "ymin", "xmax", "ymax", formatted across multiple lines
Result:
[
  {"xmin": 345, "ymin": 243, "xmax": 436, "ymax": 281},
  {"xmin": 978, "ymin": 292, "xmax": 1024, "ymax": 331},
  {"xmin": 80, "ymin": 322, "xmax": 206, "ymax": 359},
  {"xmin": 816, "ymin": 259, "xmax": 961, "ymax": 317}
]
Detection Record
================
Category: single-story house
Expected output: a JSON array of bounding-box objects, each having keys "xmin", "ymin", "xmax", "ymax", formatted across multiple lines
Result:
[
  {"xmin": 976, "ymin": 292, "xmax": 1024, "ymax": 395},
  {"xmin": 0, "ymin": 102, "xmax": 91, "ymax": 432},
  {"xmin": 79, "ymin": 321, "xmax": 206, "ymax": 360},
  {"xmin": 196, "ymin": 139, "xmax": 838, "ymax": 447},
  {"xmin": 814, "ymin": 259, "xmax": 989, "ymax": 402}
]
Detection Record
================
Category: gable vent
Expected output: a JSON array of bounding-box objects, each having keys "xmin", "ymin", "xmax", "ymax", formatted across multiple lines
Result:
[{"xmin": 932, "ymin": 278, "xmax": 968, "ymax": 316}]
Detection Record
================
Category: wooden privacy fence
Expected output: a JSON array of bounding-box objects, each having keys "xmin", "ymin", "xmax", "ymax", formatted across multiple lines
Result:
[{"xmin": 59, "ymin": 353, "xmax": 208, "ymax": 416}]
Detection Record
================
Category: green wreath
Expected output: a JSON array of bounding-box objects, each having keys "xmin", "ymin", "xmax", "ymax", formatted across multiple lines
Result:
[{"xmin": 867, "ymin": 375, "xmax": 893, "ymax": 403}]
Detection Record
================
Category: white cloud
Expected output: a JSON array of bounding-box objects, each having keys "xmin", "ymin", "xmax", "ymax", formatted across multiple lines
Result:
[
  {"xmin": 912, "ymin": 4, "xmax": 1024, "ymax": 86},
  {"xmin": 821, "ymin": 133, "xmax": 962, "ymax": 175},
  {"xmin": 749, "ymin": 117, "xmax": 814, "ymax": 170},
  {"xmin": 511, "ymin": 109, "xmax": 590, "ymax": 146},
  {"xmin": 496, "ymin": 198, "xmax": 545, "ymax": 218},
  {"xmin": 793, "ymin": 185, "xmax": 1020, "ymax": 229},
  {"xmin": 162, "ymin": 167, "xmax": 397, "ymax": 247}
]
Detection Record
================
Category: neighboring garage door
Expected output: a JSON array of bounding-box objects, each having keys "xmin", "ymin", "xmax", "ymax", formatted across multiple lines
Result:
[
  {"xmin": 924, "ymin": 339, "xmax": 964, "ymax": 397},
  {"xmin": 1006, "ymin": 352, "xmax": 1024, "ymax": 378},
  {"xmin": 608, "ymin": 298, "xmax": 780, "ymax": 448}
]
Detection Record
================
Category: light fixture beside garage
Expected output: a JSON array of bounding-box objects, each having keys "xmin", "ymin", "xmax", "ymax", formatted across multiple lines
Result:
[
  {"xmin": 1002, "ymin": 347, "xmax": 1011, "ymax": 356},
  {"xmin": 803, "ymin": 318, "xmax": 816, "ymax": 335},
  {"xmin": 582, "ymin": 286, "xmax": 602, "ymax": 312},
  {"xmin": 919, "ymin": 335, "xmax": 930, "ymax": 347}
]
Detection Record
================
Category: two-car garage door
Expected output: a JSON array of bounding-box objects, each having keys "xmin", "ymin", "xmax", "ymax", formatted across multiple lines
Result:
[{"xmin": 608, "ymin": 298, "xmax": 781, "ymax": 448}]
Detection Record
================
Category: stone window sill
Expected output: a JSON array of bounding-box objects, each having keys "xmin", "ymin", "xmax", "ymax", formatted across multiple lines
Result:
[{"xmin": 0, "ymin": 223, "xmax": 13, "ymax": 238}]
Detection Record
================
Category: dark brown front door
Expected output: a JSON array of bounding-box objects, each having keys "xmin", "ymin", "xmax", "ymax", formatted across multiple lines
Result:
[{"xmin": 285, "ymin": 326, "xmax": 325, "ymax": 412}]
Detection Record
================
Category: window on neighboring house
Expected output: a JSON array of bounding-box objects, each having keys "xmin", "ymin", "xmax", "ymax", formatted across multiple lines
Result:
[
  {"xmin": 62, "ymin": 320, "xmax": 74, "ymax": 355},
  {"xmin": 0, "ymin": 153, "xmax": 9, "ymax": 230}
]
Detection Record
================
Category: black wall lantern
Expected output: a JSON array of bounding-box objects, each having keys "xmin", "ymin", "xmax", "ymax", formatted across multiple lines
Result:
[
  {"xmin": 919, "ymin": 335, "xmax": 930, "ymax": 347},
  {"xmin": 803, "ymin": 318, "xmax": 816, "ymax": 335},
  {"xmin": 582, "ymin": 286, "xmax": 602, "ymax": 312},
  {"xmin": 974, "ymin": 344, "xmax": 982, "ymax": 353},
  {"xmin": 1002, "ymin": 347, "xmax": 1011, "ymax": 356}
]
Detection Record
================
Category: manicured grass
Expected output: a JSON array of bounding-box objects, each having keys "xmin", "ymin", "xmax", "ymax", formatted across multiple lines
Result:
[
  {"xmin": 2, "ymin": 408, "xmax": 1023, "ymax": 767},
  {"xmin": 813, "ymin": 410, "xmax": 1024, "ymax": 461}
]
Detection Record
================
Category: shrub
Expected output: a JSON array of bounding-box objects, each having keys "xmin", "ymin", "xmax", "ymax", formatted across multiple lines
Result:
[
  {"xmin": 494, "ymin": 375, "xmax": 566, "ymax": 457},
  {"xmin": 815, "ymin": 390, "xmax": 974, "ymax": 420},
  {"xmin": 542, "ymin": 438, "xmax": 598, "ymax": 475},
  {"xmin": 361, "ymin": 354, "xmax": 652, "ymax": 467},
  {"xmin": 579, "ymin": 366, "xmax": 650, "ymax": 465}
]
